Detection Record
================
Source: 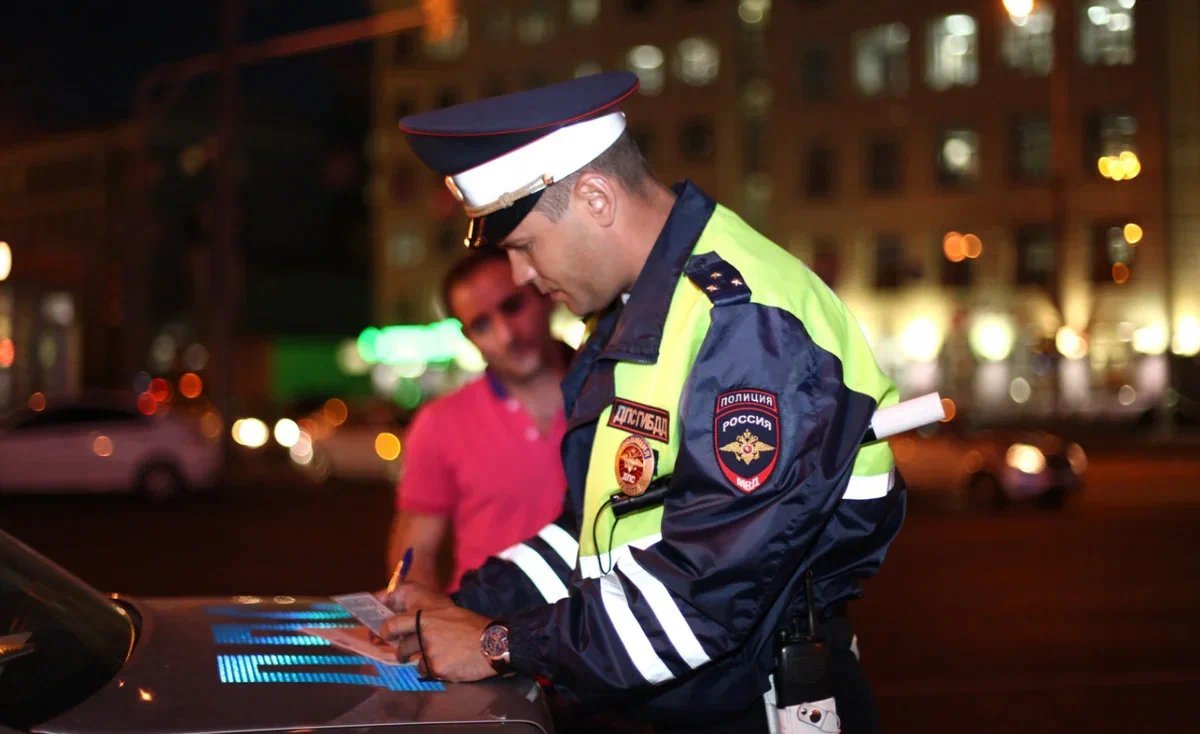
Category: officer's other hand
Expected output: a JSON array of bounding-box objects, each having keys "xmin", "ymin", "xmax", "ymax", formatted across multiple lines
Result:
[
  {"xmin": 374, "ymin": 581, "xmax": 453, "ymax": 614},
  {"xmin": 379, "ymin": 606, "xmax": 497, "ymax": 682}
]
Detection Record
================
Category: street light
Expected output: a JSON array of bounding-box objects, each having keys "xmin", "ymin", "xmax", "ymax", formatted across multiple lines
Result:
[
  {"xmin": 1003, "ymin": 0, "xmax": 1034, "ymax": 19},
  {"xmin": 0, "ymin": 241, "xmax": 10, "ymax": 281}
]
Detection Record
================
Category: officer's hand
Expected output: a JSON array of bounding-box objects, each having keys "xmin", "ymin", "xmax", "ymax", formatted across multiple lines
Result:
[
  {"xmin": 379, "ymin": 606, "xmax": 497, "ymax": 682},
  {"xmin": 374, "ymin": 581, "xmax": 453, "ymax": 614}
]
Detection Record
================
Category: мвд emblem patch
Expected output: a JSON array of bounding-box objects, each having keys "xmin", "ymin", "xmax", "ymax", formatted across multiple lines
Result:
[{"xmin": 714, "ymin": 389, "xmax": 780, "ymax": 493}]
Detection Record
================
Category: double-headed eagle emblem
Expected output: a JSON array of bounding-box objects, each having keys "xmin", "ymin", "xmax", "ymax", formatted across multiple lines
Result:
[{"xmin": 720, "ymin": 430, "xmax": 775, "ymax": 465}]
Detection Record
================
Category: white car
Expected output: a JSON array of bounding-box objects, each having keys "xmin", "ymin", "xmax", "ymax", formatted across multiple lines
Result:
[{"xmin": 0, "ymin": 396, "xmax": 221, "ymax": 501}]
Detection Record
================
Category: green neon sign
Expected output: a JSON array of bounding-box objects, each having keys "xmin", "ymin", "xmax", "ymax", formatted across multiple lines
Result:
[{"xmin": 357, "ymin": 319, "xmax": 467, "ymax": 365}]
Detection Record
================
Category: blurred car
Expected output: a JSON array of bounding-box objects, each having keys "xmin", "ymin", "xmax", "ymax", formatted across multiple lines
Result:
[
  {"xmin": 0, "ymin": 530, "xmax": 554, "ymax": 734},
  {"xmin": 890, "ymin": 425, "xmax": 1087, "ymax": 509},
  {"xmin": 0, "ymin": 394, "xmax": 220, "ymax": 502}
]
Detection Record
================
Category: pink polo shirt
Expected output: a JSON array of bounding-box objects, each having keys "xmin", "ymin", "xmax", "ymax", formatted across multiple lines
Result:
[{"xmin": 396, "ymin": 373, "xmax": 567, "ymax": 591}]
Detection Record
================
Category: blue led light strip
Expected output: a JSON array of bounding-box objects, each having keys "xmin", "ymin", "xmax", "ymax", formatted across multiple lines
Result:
[
  {"xmin": 211, "ymin": 622, "xmax": 355, "ymax": 646},
  {"xmin": 216, "ymin": 654, "xmax": 444, "ymax": 691},
  {"xmin": 205, "ymin": 605, "xmax": 352, "ymax": 620}
]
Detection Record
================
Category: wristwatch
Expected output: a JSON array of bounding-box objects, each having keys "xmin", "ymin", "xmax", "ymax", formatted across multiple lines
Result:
[{"xmin": 480, "ymin": 621, "xmax": 512, "ymax": 674}]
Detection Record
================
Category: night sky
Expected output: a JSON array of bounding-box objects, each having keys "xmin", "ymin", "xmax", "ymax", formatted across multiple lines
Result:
[
  {"xmin": 1, "ymin": 1, "xmax": 378, "ymax": 335},
  {"xmin": 0, "ymin": 1, "xmax": 371, "ymax": 140}
]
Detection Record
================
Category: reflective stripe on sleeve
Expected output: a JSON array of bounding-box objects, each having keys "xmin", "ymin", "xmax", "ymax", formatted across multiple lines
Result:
[
  {"xmin": 578, "ymin": 533, "xmax": 663, "ymax": 579},
  {"xmin": 616, "ymin": 553, "xmax": 711, "ymax": 669},
  {"xmin": 536, "ymin": 523, "xmax": 579, "ymax": 569},
  {"xmin": 843, "ymin": 469, "xmax": 894, "ymax": 500},
  {"xmin": 497, "ymin": 544, "xmax": 569, "ymax": 603},
  {"xmin": 598, "ymin": 572, "xmax": 675, "ymax": 684}
]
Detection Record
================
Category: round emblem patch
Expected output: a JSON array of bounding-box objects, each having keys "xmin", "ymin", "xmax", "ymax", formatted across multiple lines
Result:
[{"xmin": 614, "ymin": 434, "xmax": 655, "ymax": 497}]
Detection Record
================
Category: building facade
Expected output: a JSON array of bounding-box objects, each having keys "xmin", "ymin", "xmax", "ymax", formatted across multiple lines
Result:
[
  {"xmin": 0, "ymin": 125, "xmax": 134, "ymax": 410},
  {"xmin": 369, "ymin": 0, "xmax": 1199, "ymax": 421}
]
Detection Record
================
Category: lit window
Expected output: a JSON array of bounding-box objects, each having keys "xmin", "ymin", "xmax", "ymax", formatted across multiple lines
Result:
[
  {"xmin": 516, "ymin": 5, "xmax": 556, "ymax": 45},
  {"xmin": 1091, "ymin": 223, "xmax": 1135, "ymax": 282},
  {"xmin": 675, "ymin": 37, "xmax": 720, "ymax": 86},
  {"xmin": 855, "ymin": 23, "xmax": 909, "ymax": 96},
  {"xmin": 628, "ymin": 45, "xmax": 666, "ymax": 95},
  {"xmin": 1015, "ymin": 225, "xmax": 1055, "ymax": 286},
  {"xmin": 936, "ymin": 129, "xmax": 980, "ymax": 186},
  {"xmin": 866, "ymin": 139, "xmax": 902, "ymax": 192},
  {"xmin": 1085, "ymin": 110, "xmax": 1137, "ymax": 170},
  {"xmin": 424, "ymin": 18, "xmax": 468, "ymax": 60},
  {"xmin": 679, "ymin": 119, "xmax": 715, "ymax": 162},
  {"xmin": 803, "ymin": 144, "xmax": 836, "ymax": 198},
  {"xmin": 926, "ymin": 14, "xmax": 978, "ymax": 90},
  {"xmin": 1003, "ymin": 5, "xmax": 1054, "ymax": 75},
  {"xmin": 798, "ymin": 47, "xmax": 834, "ymax": 100},
  {"xmin": 1080, "ymin": 0, "xmax": 1135, "ymax": 66},
  {"xmin": 1011, "ymin": 116, "xmax": 1051, "ymax": 181},
  {"xmin": 569, "ymin": 0, "xmax": 601, "ymax": 26}
]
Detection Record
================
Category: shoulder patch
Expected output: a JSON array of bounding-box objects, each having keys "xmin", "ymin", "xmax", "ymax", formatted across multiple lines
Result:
[
  {"xmin": 714, "ymin": 389, "xmax": 779, "ymax": 493},
  {"xmin": 684, "ymin": 252, "xmax": 751, "ymax": 306}
]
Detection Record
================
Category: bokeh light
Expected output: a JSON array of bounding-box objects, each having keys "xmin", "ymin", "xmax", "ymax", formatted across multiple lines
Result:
[
  {"xmin": 274, "ymin": 418, "xmax": 301, "ymax": 448},
  {"xmin": 232, "ymin": 418, "xmax": 269, "ymax": 448},
  {"xmin": 375, "ymin": 431, "xmax": 402, "ymax": 461},
  {"xmin": 179, "ymin": 372, "xmax": 203, "ymax": 399},
  {"xmin": 137, "ymin": 392, "xmax": 158, "ymax": 415}
]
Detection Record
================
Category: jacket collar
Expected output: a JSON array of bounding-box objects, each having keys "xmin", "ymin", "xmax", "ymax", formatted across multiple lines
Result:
[{"xmin": 600, "ymin": 180, "xmax": 716, "ymax": 363}]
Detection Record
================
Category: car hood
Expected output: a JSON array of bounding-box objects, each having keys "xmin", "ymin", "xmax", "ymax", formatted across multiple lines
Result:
[{"xmin": 36, "ymin": 596, "xmax": 551, "ymax": 734}]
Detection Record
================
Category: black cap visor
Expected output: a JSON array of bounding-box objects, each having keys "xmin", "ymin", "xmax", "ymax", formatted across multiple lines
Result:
[{"xmin": 466, "ymin": 189, "xmax": 544, "ymax": 249}]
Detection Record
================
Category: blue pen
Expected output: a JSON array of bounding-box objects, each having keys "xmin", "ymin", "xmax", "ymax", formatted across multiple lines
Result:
[{"xmin": 386, "ymin": 546, "xmax": 414, "ymax": 592}]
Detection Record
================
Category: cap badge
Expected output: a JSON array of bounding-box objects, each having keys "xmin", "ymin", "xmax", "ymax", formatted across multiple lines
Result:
[{"xmin": 614, "ymin": 434, "xmax": 655, "ymax": 497}]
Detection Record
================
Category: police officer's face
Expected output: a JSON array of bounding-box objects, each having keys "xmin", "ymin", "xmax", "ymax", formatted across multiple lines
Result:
[
  {"xmin": 500, "ymin": 203, "xmax": 620, "ymax": 317},
  {"xmin": 449, "ymin": 260, "xmax": 556, "ymax": 381}
]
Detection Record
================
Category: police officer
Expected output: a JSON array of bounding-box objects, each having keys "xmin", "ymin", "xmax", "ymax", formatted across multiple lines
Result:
[{"xmin": 380, "ymin": 71, "xmax": 902, "ymax": 734}]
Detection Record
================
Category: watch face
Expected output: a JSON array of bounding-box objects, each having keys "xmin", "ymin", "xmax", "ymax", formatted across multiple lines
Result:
[{"xmin": 481, "ymin": 624, "xmax": 509, "ymax": 660}]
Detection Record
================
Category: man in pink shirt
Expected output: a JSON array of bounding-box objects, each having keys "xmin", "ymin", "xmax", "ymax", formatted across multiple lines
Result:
[{"xmin": 387, "ymin": 248, "xmax": 570, "ymax": 591}]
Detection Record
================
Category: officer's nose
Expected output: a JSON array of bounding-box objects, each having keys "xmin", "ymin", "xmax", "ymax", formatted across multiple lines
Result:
[{"xmin": 506, "ymin": 250, "xmax": 537, "ymax": 287}]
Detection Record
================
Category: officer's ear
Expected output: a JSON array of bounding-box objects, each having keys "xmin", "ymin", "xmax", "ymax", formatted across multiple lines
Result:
[{"xmin": 573, "ymin": 172, "xmax": 616, "ymax": 229}]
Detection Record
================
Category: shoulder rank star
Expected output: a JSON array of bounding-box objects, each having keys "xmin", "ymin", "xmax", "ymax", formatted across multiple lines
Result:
[{"xmin": 720, "ymin": 430, "xmax": 775, "ymax": 465}]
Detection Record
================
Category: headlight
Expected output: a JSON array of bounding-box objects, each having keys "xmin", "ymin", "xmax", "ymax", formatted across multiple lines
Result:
[
  {"xmin": 1067, "ymin": 442, "xmax": 1088, "ymax": 475},
  {"xmin": 1006, "ymin": 443, "xmax": 1046, "ymax": 474}
]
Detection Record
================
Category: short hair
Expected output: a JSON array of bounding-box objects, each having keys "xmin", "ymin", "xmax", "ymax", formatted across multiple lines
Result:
[
  {"xmin": 533, "ymin": 131, "xmax": 651, "ymax": 222},
  {"xmin": 440, "ymin": 246, "xmax": 509, "ymax": 320}
]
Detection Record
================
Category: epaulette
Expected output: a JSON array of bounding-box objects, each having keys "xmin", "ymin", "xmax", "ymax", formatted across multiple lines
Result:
[{"xmin": 684, "ymin": 252, "xmax": 751, "ymax": 306}]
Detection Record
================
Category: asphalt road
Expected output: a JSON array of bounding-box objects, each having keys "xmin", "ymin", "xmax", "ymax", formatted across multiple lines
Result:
[{"xmin": 3, "ymin": 450, "xmax": 1198, "ymax": 733}]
